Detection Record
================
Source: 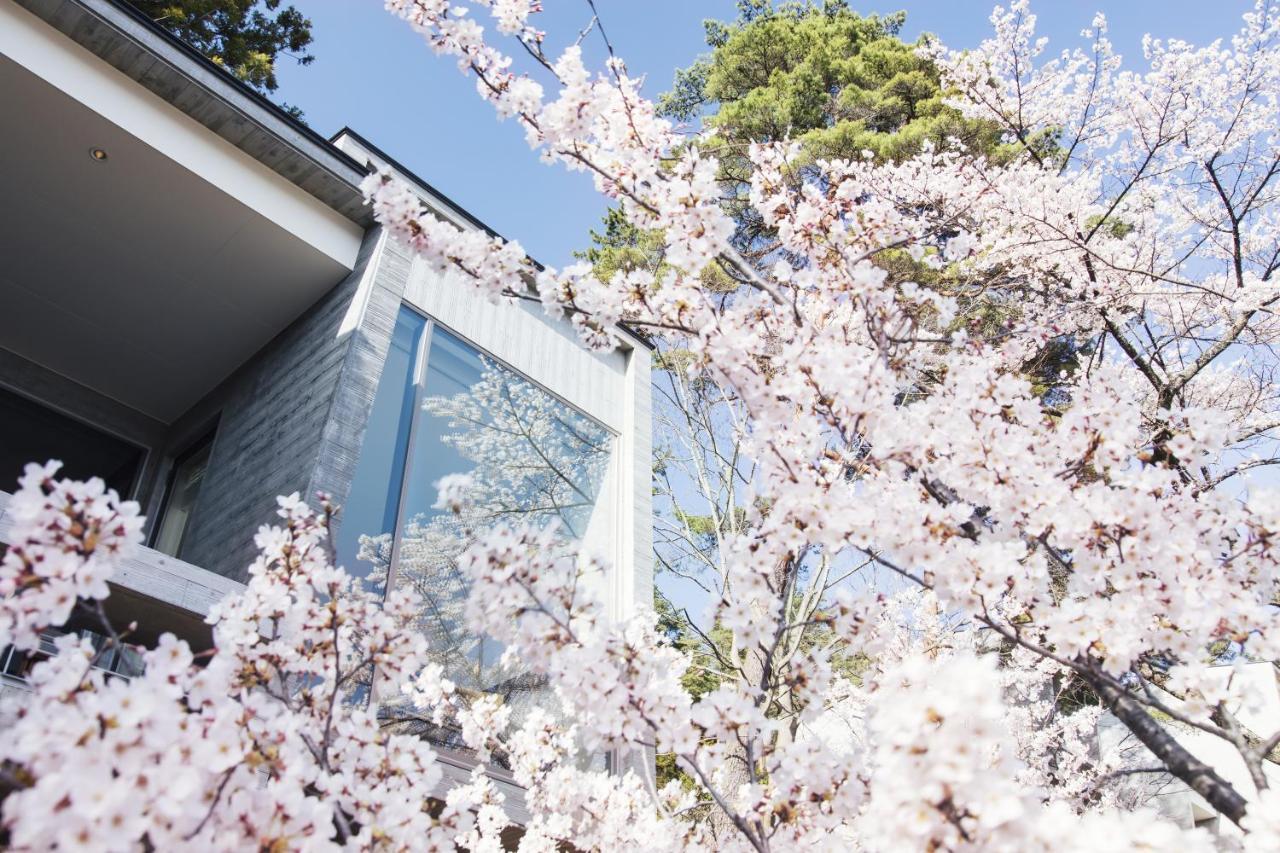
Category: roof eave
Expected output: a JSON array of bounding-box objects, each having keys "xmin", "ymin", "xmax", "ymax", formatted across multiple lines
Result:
[{"xmin": 14, "ymin": 0, "xmax": 374, "ymax": 226}]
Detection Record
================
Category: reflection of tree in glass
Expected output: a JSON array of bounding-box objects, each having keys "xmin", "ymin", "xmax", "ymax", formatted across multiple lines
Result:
[
  {"xmin": 425, "ymin": 358, "xmax": 611, "ymax": 539},
  {"xmin": 386, "ymin": 358, "xmax": 611, "ymax": 752}
]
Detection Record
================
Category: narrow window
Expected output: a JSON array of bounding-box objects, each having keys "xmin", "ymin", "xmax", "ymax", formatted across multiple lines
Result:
[
  {"xmin": 334, "ymin": 308, "xmax": 426, "ymax": 586},
  {"xmin": 153, "ymin": 431, "xmax": 214, "ymax": 560}
]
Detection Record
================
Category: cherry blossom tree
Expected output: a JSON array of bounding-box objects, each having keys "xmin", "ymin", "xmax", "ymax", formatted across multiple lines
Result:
[
  {"xmin": 0, "ymin": 463, "xmax": 505, "ymax": 850},
  {"xmin": 5, "ymin": 0, "xmax": 1280, "ymax": 849},
  {"xmin": 362, "ymin": 0, "xmax": 1280, "ymax": 844}
]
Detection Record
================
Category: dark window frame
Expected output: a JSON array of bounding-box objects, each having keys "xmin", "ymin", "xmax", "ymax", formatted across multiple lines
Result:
[
  {"xmin": 0, "ymin": 381, "xmax": 149, "ymax": 500},
  {"xmin": 150, "ymin": 425, "xmax": 218, "ymax": 559}
]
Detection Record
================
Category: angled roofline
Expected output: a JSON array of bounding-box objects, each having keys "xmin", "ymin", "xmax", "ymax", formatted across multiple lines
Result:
[
  {"xmin": 98, "ymin": 0, "xmax": 367, "ymax": 174},
  {"xmin": 330, "ymin": 126, "xmax": 512, "ymax": 247},
  {"xmin": 332, "ymin": 127, "xmax": 654, "ymax": 351}
]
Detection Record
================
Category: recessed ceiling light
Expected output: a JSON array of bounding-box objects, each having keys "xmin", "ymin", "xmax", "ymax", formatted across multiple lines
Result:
[{"xmin": 89, "ymin": 147, "xmax": 109, "ymax": 162}]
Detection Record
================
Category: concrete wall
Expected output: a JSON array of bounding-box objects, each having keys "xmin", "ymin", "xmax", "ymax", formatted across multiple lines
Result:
[
  {"xmin": 171, "ymin": 227, "xmax": 404, "ymax": 581},
  {"xmin": 0, "ymin": 490, "xmax": 242, "ymax": 649},
  {"xmin": 306, "ymin": 231, "xmax": 414, "ymax": 511}
]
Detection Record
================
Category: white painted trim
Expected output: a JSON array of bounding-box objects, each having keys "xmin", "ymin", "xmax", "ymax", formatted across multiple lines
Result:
[
  {"xmin": 0, "ymin": 1, "xmax": 363, "ymax": 270},
  {"xmin": 619, "ymin": 342, "xmax": 653, "ymax": 622},
  {"xmin": 337, "ymin": 230, "xmax": 391, "ymax": 339}
]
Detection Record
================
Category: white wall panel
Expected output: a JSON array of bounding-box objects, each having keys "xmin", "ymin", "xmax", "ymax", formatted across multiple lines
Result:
[{"xmin": 403, "ymin": 260, "xmax": 627, "ymax": 432}]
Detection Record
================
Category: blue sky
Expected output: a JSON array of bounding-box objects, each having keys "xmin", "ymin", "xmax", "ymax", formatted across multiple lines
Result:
[{"xmin": 275, "ymin": 0, "xmax": 1254, "ymax": 267}]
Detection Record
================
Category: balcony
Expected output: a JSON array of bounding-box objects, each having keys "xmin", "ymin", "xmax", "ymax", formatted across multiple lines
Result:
[{"xmin": 0, "ymin": 489, "xmax": 244, "ymax": 648}]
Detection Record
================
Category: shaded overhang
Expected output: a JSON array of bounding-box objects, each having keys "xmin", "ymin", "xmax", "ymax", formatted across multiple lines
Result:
[{"xmin": 0, "ymin": 0, "xmax": 370, "ymax": 422}]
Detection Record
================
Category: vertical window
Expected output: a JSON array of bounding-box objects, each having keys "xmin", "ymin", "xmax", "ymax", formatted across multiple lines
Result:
[
  {"xmin": 338, "ymin": 307, "xmax": 615, "ymax": 749},
  {"xmin": 153, "ymin": 432, "xmax": 214, "ymax": 560}
]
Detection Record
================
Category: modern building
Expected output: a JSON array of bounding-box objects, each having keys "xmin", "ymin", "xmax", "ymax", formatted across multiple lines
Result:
[{"xmin": 0, "ymin": 0, "xmax": 653, "ymax": 810}]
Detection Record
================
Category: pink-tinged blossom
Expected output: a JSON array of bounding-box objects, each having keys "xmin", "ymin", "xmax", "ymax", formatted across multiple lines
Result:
[
  {"xmin": 0, "ymin": 488, "xmax": 494, "ymax": 850},
  {"xmin": 360, "ymin": 0, "xmax": 1280, "ymax": 844},
  {"xmin": 0, "ymin": 460, "xmax": 143, "ymax": 651}
]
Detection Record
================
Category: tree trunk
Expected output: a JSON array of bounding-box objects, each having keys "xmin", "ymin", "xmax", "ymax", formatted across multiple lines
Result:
[
  {"xmin": 707, "ymin": 643, "xmax": 762, "ymax": 842},
  {"xmin": 1082, "ymin": 668, "xmax": 1249, "ymax": 826}
]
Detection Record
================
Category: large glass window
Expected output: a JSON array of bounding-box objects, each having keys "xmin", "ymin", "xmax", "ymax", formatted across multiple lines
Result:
[{"xmin": 338, "ymin": 307, "xmax": 615, "ymax": 748}]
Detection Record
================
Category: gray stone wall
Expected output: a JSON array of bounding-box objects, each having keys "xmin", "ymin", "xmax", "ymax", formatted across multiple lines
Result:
[
  {"xmin": 0, "ymin": 265, "xmax": 360, "ymax": 583},
  {"xmin": 306, "ymin": 233, "xmax": 413, "ymax": 513},
  {"xmin": 173, "ymin": 227, "xmax": 406, "ymax": 581},
  {"xmin": 0, "ymin": 228, "xmax": 411, "ymax": 584}
]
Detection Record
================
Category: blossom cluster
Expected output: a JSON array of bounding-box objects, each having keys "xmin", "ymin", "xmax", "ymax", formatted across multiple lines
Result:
[
  {"xmin": 0, "ymin": 487, "xmax": 499, "ymax": 851},
  {"xmin": 0, "ymin": 461, "xmax": 143, "ymax": 651}
]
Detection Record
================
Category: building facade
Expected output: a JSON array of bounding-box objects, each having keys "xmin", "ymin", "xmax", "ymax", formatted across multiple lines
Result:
[{"xmin": 0, "ymin": 0, "xmax": 652, "ymax": 806}]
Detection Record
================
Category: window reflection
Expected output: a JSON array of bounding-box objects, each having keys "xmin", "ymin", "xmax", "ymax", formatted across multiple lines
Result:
[{"xmin": 337, "ymin": 308, "xmax": 614, "ymax": 755}]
